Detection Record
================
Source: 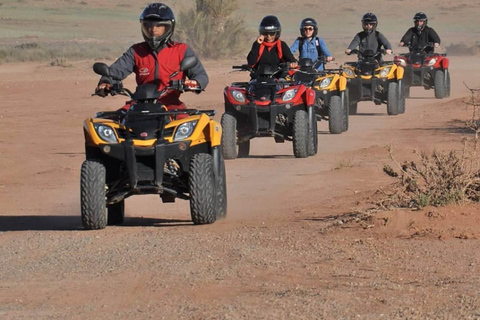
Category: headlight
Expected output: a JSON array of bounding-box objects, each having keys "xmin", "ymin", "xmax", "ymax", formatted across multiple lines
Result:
[
  {"xmin": 343, "ymin": 68, "xmax": 355, "ymax": 77},
  {"xmin": 231, "ymin": 90, "xmax": 245, "ymax": 103},
  {"xmin": 94, "ymin": 124, "xmax": 118, "ymax": 143},
  {"xmin": 427, "ymin": 58, "xmax": 437, "ymax": 66},
  {"xmin": 281, "ymin": 89, "xmax": 298, "ymax": 102},
  {"xmin": 319, "ymin": 77, "xmax": 333, "ymax": 88},
  {"xmin": 379, "ymin": 67, "xmax": 391, "ymax": 78},
  {"xmin": 173, "ymin": 121, "xmax": 197, "ymax": 141},
  {"xmin": 397, "ymin": 58, "xmax": 406, "ymax": 67}
]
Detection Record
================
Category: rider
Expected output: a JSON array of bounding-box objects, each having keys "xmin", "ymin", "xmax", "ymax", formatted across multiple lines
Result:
[
  {"xmin": 345, "ymin": 13, "xmax": 392, "ymax": 59},
  {"xmin": 399, "ymin": 12, "xmax": 441, "ymax": 53},
  {"xmin": 290, "ymin": 17, "xmax": 333, "ymax": 71},
  {"xmin": 247, "ymin": 15, "xmax": 297, "ymax": 77},
  {"xmin": 95, "ymin": 3, "xmax": 208, "ymax": 115}
]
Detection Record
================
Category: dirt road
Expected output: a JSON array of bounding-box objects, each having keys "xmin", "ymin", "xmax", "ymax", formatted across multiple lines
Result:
[{"xmin": 1, "ymin": 56, "xmax": 480, "ymax": 319}]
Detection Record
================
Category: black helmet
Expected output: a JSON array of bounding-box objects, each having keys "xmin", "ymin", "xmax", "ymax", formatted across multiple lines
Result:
[
  {"xmin": 413, "ymin": 12, "xmax": 428, "ymax": 31},
  {"xmin": 361, "ymin": 12, "xmax": 378, "ymax": 33},
  {"xmin": 140, "ymin": 3, "xmax": 175, "ymax": 51},
  {"xmin": 300, "ymin": 17, "xmax": 318, "ymax": 37},
  {"xmin": 259, "ymin": 15, "xmax": 281, "ymax": 41}
]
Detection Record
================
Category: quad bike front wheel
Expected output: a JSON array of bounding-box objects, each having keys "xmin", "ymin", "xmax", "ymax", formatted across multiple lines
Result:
[
  {"xmin": 308, "ymin": 108, "xmax": 318, "ymax": 156},
  {"xmin": 342, "ymin": 93, "xmax": 349, "ymax": 132},
  {"xmin": 293, "ymin": 109, "xmax": 309, "ymax": 158},
  {"xmin": 397, "ymin": 80, "xmax": 406, "ymax": 114},
  {"xmin": 434, "ymin": 70, "xmax": 446, "ymax": 99},
  {"xmin": 189, "ymin": 153, "xmax": 217, "ymax": 225},
  {"xmin": 387, "ymin": 82, "xmax": 399, "ymax": 116},
  {"xmin": 328, "ymin": 95, "xmax": 343, "ymax": 134},
  {"xmin": 80, "ymin": 160, "xmax": 107, "ymax": 230},
  {"xmin": 238, "ymin": 140, "xmax": 250, "ymax": 158},
  {"xmin": 445, "ymin": 69, "xmax": 451, "ymax": 98},
  {"xmin": 221, "ymin": 113, "xmax": 238, "ymax": 159},
  {"xmin": 215, "ymin": 154, "xmax": 227, "ymax": 220}
]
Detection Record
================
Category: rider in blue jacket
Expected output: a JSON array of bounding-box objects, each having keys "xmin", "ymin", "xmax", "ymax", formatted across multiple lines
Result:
[{"xmin": 290, "ymin": 18, "xmax": 333, "ymax": 71}]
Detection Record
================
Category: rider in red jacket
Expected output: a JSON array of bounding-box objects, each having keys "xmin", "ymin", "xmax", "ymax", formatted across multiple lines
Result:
[{"xmin": 96, "ymin": 3, "xmax": 208, "ymax": 112}]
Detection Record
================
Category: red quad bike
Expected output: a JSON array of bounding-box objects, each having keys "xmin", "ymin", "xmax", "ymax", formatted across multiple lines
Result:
[
  {"xmin": 221, "ymin": 63, "xmax": 318, "ymax": 159},
  {"xmin": 394, "ymin": 43, "xmax": 450, "ymax": 99}
]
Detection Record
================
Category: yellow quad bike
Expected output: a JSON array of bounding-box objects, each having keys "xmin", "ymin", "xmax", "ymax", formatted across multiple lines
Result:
[
  {"xmin": 342, "ymin": 49, "xmax": 405, "ymax": 116},
  {"xmin": 81, "ymin": 57, "xmax": 226, "ymax": 230},
  {"xmin": 289, "ymin": 58, "xmax": 349, "ymax": 134}
]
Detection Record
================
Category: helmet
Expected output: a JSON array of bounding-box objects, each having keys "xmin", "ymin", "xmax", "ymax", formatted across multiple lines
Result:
[
  {"xmin": 413, "ymin": 12, "xmax": 428, "ymax": 31},
  {"xmin": 259, "ymin": 15, "xmax": 282, "ymax": 41},
  {"xmin": 140, "ymin": 3, "xmax": 175, "ymax": 51},
  {"xmin": 361, "ymin": 12, "xmax": 378, "ymax": 33},
  {"xmin": 300, "ymin": 17, "xmax": 318, "ymax": 37}
]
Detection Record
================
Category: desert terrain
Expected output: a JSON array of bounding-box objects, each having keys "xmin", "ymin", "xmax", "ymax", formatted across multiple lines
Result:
[{"xmin": 1, "ymin": 0, "xmax": 480, "ymax": 319}]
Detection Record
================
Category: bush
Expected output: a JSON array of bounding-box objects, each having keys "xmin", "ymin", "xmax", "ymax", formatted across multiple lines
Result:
[{"xmin": 175, "ymin": 0, "xmax": 252, "ymax": 59}]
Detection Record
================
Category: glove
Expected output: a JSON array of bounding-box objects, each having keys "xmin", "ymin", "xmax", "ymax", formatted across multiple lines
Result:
[{"xmin": 95, "ymin": 83, "xmax": 111, "ymax": 97}]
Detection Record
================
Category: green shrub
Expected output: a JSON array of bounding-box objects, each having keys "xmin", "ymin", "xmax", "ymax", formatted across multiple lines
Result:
[{"xmin": 175, "ymin": 0, "xmax": 252, "ymax": 59}]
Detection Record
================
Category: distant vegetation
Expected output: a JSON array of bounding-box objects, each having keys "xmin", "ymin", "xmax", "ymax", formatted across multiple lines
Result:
[{"xmin": 175, "ymin": 0, "xmax": 252, "ymax": 59}]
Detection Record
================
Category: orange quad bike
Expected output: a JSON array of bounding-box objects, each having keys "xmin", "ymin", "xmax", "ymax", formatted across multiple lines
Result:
[
  {"xmin": 394, "ymin": 43, "xmax": 450, "ymax": 99},
  {"xmin": 288, "ymin": 58, "xmax": 349, "ymax": 134},
  {"xmin": 342, "ymin": 49, "xmax": 406, "ymax": 116},
  {"xmin": 81, "ymin": 57, "xmax": 226, "ymax": 230}
]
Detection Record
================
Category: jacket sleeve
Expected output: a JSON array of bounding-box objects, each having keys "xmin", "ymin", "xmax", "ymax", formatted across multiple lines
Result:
[
  {"xmin": 347, "ymin": 34, "xmax": 361, "ymax": 50},
  {"xmin": 428, "ymin": 28, "xmax": 441, "ymax": 44},
  {"xmin": 281, "ymin": 41, "xmax": 297, "ymax": 62},
  {"xmin": 378, "ymin": 32, "xmax": 392, "ymax": 50},
  {"xmin": 107, "ymin": 46, "xmax": 136, "ymax": 81},
  {"xmin": 290, "ymin": 39, "xmax": 299, "ymax": 56},
  {"xmin": 247, "ymin": 41, "xmax": 261, "ymax": 67},
  {"xmin": 318, "ymin": 38, "xmax": 332, "ymax": 57},
  {"xmin": 400, "ymin": 29, "xmax": 413, "ymax": 45},
  {"xmin": 183, "ymin": 46, "xmax": 209, "ymax": 90}
]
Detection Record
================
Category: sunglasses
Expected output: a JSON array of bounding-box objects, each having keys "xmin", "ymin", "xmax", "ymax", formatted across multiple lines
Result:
[
  {"xmin": 364, "ymin": 23, "xmax": 375, "ymax": 26},
  {"xmin": 303, "ymin": 27, "xmax": 314, "ymax": 31},
  {"xmin": 261, "ymin": 32, "xmax": 276, "ymax": 36}
]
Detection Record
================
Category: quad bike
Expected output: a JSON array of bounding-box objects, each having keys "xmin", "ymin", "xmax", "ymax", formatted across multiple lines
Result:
[
  {"xmin": 81, "ymin": 57, "xmax": 226, "ymax": 230},
  {"xmin": 288, "ymin": 58, "xmax": 349, "ymax": 134},
  {"xmin": 221, "ymin": 63, "xmax": 317, "ymax": 159},
  {"xmin": 342, "ymin": 49, "xmax": 406, "ymax": 116},
  {"xmin": 394, "ymin": 44, "xmax": 450, "ymax": 99}
]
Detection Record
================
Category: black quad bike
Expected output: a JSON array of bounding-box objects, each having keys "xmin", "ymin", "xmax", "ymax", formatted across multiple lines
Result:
[
  {"xmin": 288, "ymin": 58, "xmax": 349, "ymax": 134},
  {"xmin": 221, "ymin": 63, "xmax": 318, "ymax": 159},
  {"xmin": 81, "ymin": 57, "xmax": 226, "ymax": 229},
  {"xmin": 394, "ymin": 44, "xmax": 450, "ymax": 99},
  {"xmin": 342, "ymin": 49, "xmax": 406, "ymax": 116}
]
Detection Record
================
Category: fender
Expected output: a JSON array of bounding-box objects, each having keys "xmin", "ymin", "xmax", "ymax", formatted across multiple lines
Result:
[
  {"xmin": 440, "ymin": 57, "xmax": 449, "ymax": 70},
  {"xmin": 395, "ymin": 65, "xmax": 404, "ymax": 81},
  {"xmin": 338, "ymin": 75, "xmax": 347, "ymax": 91},
  {"xmin": 305, "ymin": 87, "xmax": 316, "ymax": 106},
  {"xmin": 208, "ymin": 120, "xmax": 222, "ymax": 147}
]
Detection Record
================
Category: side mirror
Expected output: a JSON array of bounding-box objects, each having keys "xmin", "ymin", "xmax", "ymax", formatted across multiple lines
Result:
[
  {"xmin": 93, "ymin": 63, "xmax": 111, "ymax": 77},
  {"xmin": 170, "ymin": 56, "xmax": 199, "ymax": 78},
  {"xmin": 180, "ymin": 56, "xmax": 198, "ymax": 71}
]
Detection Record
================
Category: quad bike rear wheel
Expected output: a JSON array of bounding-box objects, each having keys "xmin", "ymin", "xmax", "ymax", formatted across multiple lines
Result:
[
  {"xmin": 80, "ymin": 160, "xmax": 107, "ymax": 230},
  {"xmin": 434, "ymin": 70, "xmax": 446, "ymax": 99},
  {"xmin": 221, "ymin": 113, "xmax": 238, "ymax": 159},
  {"xmin": 346, "ymin": 89, "xmax": 358, "ymax": 115},
  {"xmin": 445, "ymin": 69, "xmax": 451, "ymax": 98},
  {"xmin": 107, "ymin": 200, "xmax": 125, "ymax": 225},
  {"xmin": 293, "ymin": 109, "xmax": 309, "ymax": 158},
  {"xmin": 215, "ymin": 154, "xmax": 227, "ymax": 220},
  {"xmin": 308, "ymin": 109, "xmax": 318, "ymax": 156},
  {"xmin": 238, "ymin": 140, "xmax": 250, "ymax": 158},
  {"xmin": 397, "ymin": 80, "xmax": 406, "ymax": 114},
  {"xmin": 328, "ymin": 96, "xmax": 343, "ymax": 134},
  {"xmin": 189, "ymin": 153, "xmax": 217, "ymax": 225},
  {"xmin": 342, "ymin": 93, "xmax": 349, "ymax": 132},
  {"xmin": 387, "ymin": 82, "xmax": 399, "ymax": 116}
]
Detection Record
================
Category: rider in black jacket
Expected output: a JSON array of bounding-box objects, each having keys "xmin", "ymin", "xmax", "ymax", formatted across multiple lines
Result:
[
  {"xmin": 247, "ymin": 15, "xmax": 297, "ymax": 76},
  {"xmin": 399, "ymin": 12, "xmax": 441, "ymax": 53}
]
